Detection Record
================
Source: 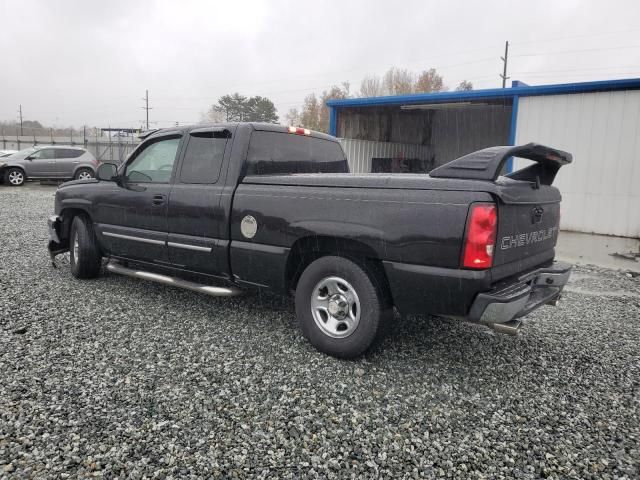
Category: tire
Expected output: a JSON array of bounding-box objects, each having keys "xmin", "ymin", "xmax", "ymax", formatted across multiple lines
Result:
[
  {"xmin": 4, "ymin": 167, "xmax": 25, "ymax": 186},
  {"xmin": 70, "ymin": 215, "xmax": 102, "ymax": 279},
  {"xmin": 295, "ymin": 256, "xmax": 391, "ymax": 359},
  {"xmin": 74, "ymin": 168, "xmax": 94, "ymax": 181}
]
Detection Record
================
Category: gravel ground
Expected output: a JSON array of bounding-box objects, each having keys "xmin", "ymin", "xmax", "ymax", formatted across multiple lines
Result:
[{"xmin": 1, "ymin": 184, "xmax": 639, "ymax": 479}]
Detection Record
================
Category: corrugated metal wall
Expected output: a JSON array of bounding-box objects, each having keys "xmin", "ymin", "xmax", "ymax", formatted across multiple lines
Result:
[
  {"xmin": 514, "ymin": 91, "xmax": 640, "ymax": 238},
  {"xmin": 339, "ymin": 138, "xmax": 434, "ymax": 173}
]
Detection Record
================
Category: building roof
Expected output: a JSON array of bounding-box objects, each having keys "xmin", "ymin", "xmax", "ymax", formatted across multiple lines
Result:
[{"xmin": 326, "ymin": 77, "xmax": 640, "ymax": 108}]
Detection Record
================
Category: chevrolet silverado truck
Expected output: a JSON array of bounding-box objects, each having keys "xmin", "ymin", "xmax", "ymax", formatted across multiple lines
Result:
[{"xmin": 47, "ymin": 123, "xmax": 572, "ymax": 358}]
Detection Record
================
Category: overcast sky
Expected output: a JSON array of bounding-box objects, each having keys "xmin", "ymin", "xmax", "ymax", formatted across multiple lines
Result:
[{"xmin": 1, "ymin": 0, "xmax": 640, "ymax": 129}]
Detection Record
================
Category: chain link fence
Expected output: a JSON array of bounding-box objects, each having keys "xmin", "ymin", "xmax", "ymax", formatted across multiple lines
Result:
[{"xmin": 1, "ymin": 127, "xmax": 141, "ymax": 164}]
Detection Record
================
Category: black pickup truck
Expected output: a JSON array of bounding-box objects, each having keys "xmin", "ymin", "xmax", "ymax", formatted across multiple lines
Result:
[{"xmin": 48, "ymin": 123, "xmax": 572, "ymax": 358}]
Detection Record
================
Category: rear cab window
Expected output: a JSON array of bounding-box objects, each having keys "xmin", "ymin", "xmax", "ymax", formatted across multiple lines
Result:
[{"xmin": 246, "ymin": 131, "xmax": 348, "ymax": 175}]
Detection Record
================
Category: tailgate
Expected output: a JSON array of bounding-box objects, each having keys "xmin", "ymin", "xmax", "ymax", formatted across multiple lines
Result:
[
  {"xmin": 430, "ymin": 142, "xmax": 572, "ymax": 276},
  {"xmin": 493, "ymin": 193, "xmax": 560, "ymax": 267}
]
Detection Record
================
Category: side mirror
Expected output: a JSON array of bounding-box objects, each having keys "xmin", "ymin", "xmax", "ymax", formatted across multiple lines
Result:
[
  {"xmin": 25, "ymin": 156, "xmax": 34, "ymax": 160},
  {"xmin": 97, "ymin": 162, "xmax": 118, "ymax": 182}
]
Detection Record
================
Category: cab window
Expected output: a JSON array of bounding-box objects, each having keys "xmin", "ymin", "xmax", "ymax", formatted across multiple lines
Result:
[
  {"xmin": 125, "ymin": 137, "xmax": 181, "ymax": 183},
  {"xmin": 179, "ymin": 131, "xmax": 228, "ymax": 184}
]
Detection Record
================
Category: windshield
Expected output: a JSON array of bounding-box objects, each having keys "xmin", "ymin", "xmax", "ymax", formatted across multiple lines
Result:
[{"xmin": 7, "ymin": 147, "xmax": 38, "ymax": 159}]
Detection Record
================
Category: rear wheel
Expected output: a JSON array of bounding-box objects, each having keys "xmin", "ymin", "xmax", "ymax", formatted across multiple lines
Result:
[
  {"xmin": 70, "ymin": 215, "xmax": 102, "ymax": 279},
  {"xmin": 295, "ymin": 256, "xmax": 390, "ymax": 358},
  {"xmin": 74, "ymin": 168, "xmax": 94, "ymax": 181},
  {"xmin": 5, "ymin": 168, "xmax": 25, "ymax": 186}
]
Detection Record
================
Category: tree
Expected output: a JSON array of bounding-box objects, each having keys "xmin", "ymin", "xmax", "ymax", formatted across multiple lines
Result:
[
  {"xmin": 359, "ymin": 75, "xmax": 385, "ymax": 97},
  {"xmin": 297, "ymin": 83, "xmax": 350, "ymax": 133},
  {"xmin": 455, "ymin": 80, "xmax": 473, "ymax": 91},
  {"xmin": 210, "ymin": 93, "xmax": 278, "ymax": 123},
  {"xmin": 319, "ymin": 83, "xmax": 349, "ymax": 133},
  {"xmin": 299, "ymin": 93, "xmax": 322, "ymax": 132},
  {"xmin": 214, "ymin": 93, "xmax": 248, "ymax": 121},
  {"xmin": 246, "ymin": 96, "xmax": 278, "ymax": 123},
  {"xmin": 22, "ymin": 120, "xmax": 44, "ymax": 129},
  {"xmin": 203, "ymin": 106, "xmax": 226, "ymax": 123},
  {"xmin": 415, "ymin": 68, "xmax": 446, "ymax": 93},
  {"xmin": 382, "ymin": 67, "xmax": 414, "ymax": 95},
  {"xmin": 285, "ymin": 108, "xmax": 301, "ymax": 126}
]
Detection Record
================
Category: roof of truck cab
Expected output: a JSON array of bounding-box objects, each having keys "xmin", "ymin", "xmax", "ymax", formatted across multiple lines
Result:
[{"xmin": 143, "ymin": 122, "xmax": 338, "ymax": 142}]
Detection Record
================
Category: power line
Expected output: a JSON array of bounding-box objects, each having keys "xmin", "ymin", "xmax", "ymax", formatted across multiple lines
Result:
[
  {"xmin": 511, "ymin": 27, "xmax": 640, "ymax": 46},
  {"xmin": 513, "ymin": 44, "xmax": 640, "ymax": 58},
  {"xmin": 512, "ymin": 64, "xmax": 640, "ymax": 75}
]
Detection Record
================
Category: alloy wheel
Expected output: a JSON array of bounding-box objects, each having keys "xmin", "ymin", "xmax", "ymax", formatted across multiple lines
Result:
[{"xmin": 8, "ymin": 170, "xmax": 24, "ymax": 186}]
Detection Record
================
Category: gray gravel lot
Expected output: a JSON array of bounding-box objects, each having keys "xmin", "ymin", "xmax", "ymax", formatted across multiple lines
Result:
[{"xmin": 1, "ymin": 183, "xmax": 639, "ymax": 479}]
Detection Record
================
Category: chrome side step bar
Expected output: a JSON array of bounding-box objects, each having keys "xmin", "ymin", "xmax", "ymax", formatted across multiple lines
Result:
[{"xmin": 106, "ymin": 262, "xmax": 243, "ymax": 297}]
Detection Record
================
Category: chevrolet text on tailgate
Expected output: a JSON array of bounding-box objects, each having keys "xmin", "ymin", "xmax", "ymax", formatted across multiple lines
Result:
[{"xmin": 47, "ymin": 123, "xmax": 573, "ymax": 358}]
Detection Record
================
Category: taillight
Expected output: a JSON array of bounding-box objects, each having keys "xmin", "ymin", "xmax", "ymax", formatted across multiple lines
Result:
[
  {"xmin": 288, "ymin": 126, "xmax": 311, "ymax": 135},
  {"xmin": 462, "ymin": 203, "xmax": 498, "ymax": 269}
]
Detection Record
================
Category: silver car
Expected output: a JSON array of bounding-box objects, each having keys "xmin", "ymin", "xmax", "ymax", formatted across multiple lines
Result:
[{"xmin": 0, "ymin": 146, "xmax": 98, "ymax": 186}]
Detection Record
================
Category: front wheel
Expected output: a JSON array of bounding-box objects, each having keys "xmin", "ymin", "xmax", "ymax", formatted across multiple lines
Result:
[
  {"xmin": 295, "ymin": 256, "xmax": 390, "ymax": 359},
  {"xmin": 5, "ymin": 168, "xmax": 25, "ymax": 186},
  {"xmin": 70, "ymin": 215, "xmax": 102, "ymax": 279}
]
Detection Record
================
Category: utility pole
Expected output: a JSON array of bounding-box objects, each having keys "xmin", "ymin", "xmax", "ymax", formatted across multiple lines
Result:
[
  {"xmin": 141, "ymin": 90, "xmax": 152, "ymax": 129},
  {"xmin": 18, "ymin": 104, "xmax": 23, "ymax": 136},
  {"xmin": 500, "ymin": 41, "xmax": 510, "ymax": 88}
]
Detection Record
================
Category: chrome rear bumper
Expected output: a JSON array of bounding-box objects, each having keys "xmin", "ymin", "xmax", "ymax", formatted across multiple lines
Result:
[{"xmin": 468, "ymin": 261, "xmax": 572, "ymax": 326}]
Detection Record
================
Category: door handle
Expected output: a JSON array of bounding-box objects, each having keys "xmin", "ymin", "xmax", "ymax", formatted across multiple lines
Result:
[{"xmin": 152, "ymin": 194, "xmax": 166, "ymax": 206}]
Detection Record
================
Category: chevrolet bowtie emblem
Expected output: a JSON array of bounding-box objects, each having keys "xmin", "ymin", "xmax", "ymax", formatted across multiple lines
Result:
[{"xmin": 531, "ymin": 206, "xmax": 544, "ymax": 224}]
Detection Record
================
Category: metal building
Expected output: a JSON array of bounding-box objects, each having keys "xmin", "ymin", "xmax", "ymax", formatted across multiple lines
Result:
[{"xmin": 327, "ymin": 78, "xmax": 640, "ymax": 238}]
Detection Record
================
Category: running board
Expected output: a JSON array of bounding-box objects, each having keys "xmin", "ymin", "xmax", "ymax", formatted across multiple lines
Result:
[{"xmin": 106, "ymin": 262, "xmax": 243, "ymax": 297}]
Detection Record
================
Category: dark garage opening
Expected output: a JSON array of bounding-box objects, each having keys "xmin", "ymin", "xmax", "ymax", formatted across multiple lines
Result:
[{"xmin": 335, "ymin": 99, "xmax": 513, "ymax": 173}]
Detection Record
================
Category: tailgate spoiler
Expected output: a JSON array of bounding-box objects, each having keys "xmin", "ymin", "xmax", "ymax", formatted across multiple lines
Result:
[{"xmin": 429, "ymin": 143, "xmax": 572, "ymax": 185}]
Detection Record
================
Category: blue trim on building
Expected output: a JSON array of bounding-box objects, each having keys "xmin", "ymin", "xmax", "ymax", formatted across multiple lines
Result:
[
  {"xmin": 326, "ymin": 77, "xmax": 640, "ymax": 108},
  {"xmin": 506, "ymin": 95, "xmax": 520, "ymax": 173},
  {"xmin": 328, "ymin": 106, "xmax": 337, "ymax": 137}
]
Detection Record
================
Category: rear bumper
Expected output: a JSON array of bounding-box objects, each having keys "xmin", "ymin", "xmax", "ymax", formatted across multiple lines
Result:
[
  {"xmin": 467, "ymin": 261, "xmax": 571, "ymax": 324},
  {"xmin": 383, "ymin": 258, "xmax": 571, "ymax": 321}
]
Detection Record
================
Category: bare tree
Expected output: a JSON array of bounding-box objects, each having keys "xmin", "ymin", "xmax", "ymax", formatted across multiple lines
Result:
[
  {"xmin": 300, "ymin": 93, "xmax": 322, "ymax": 131},
  {"xmin": 455, "ymin": 80, "xmax": 473, "ymax": 91},
  {"xmin": 284, "ymin": 108, "xmax": 301, "ymax": 126},
  {"xmin": 203, "ymin": 105, "xmax": 226, "ymax": 123},
  {"xmin": 382, "ymin": 67, "xmax": 414, "ymax": 95},
  {"xmin": 319, "ymin": 83, "xmax": 349, "ymax": 132},
  {"xmin": 359, "ymin": 75, "xmax": 385, "ymax": 97},
  {"xmin": 415, "ymin": 68, "xmax": 446, "ymax": 93}
]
